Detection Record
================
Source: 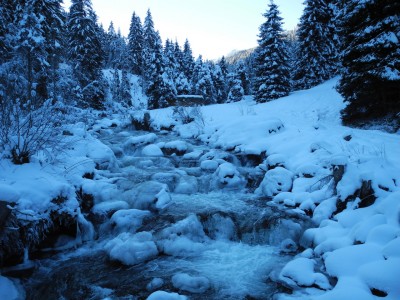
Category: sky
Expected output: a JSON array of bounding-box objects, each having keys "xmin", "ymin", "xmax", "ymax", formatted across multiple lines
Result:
[{"xmin": 63, "ymin": 0, "xmax": 304, "ymax": 60}]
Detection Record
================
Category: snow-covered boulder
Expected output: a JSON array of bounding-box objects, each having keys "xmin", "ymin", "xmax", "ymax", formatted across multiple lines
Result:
[
  {"xmin": 256, "ymin": 167, "xmax": 294, "ymax": 197},
  {"xmin": 104, "ymin": 231, "xmax": 158, "ymax": 265},
  {"xmin": 123, "ymin": 133, "xmax": 157, "ymax": 149},
  {"xmin": 109, "ymin": 209, "xmax": 151, "ymax": 233},
  {"xmin": 123, "ymin": 181, "xmax": 171, "ymax": 210},
  {"xmin": 279, "ymin": 257, "xmax": 331, "ymax": 290},
  {"xmin": 211, "ymin": 162, "xmax": 245, "ymax": 189},
  {"xmin": 147, "ymin": 291, "xmax": 187, "ymax": 300},
  {"xmin": 200, "ymin": 159, "xmax": 219, "ymax": 172},
  {"xmin": 158, "ymin": 214, "xmax": 208, "ymax": 257},
  {"xmin": 162, "ymin": 140, "xmax": 190, "ymax": 156},
  {"xmin": 172, "ymin": 273, "xmax": 210, "ymax": 293},
  {"xmin": 0, "ymin": 276, "xmax": 20, "ymax": 300},
  {"xmin": 142, "ymin": 144, "xmax": 164, "ymax": 157}
]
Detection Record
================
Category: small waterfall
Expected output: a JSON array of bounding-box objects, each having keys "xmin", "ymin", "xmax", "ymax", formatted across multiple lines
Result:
[
  {"xmin": 23, "ymin": 247, "xmax": 30, "ymax": 265},
  {"xmin": 76, "ymin": 212, "xmax": 95, "ymax": 244}
]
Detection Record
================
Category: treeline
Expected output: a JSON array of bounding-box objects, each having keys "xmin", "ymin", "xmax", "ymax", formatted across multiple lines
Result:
[
  {"xmin": 251, "ymin": 0, "xmax": 399, "ymax": 125},
  {"xmin": 0, "ymin": 0, "xmax": 399, "ymax": 124}
]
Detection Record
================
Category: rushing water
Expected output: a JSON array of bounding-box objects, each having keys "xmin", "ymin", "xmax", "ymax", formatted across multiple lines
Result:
[{"xmin": 22, "ymin": 126, "xmax": 306, "ymax": 300}]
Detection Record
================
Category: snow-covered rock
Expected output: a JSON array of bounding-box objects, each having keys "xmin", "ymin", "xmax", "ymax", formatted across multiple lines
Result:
[
  {"xmin": 172, "ymin": 273, "xmax": 210, "ymax": 293},
  {"xmin": 109, "ymin": 209, "xmax": 151, "ymax": 233},
  {"xmin": 211, "ymin": 162, "xmax": 245, "ymax": 189},
  {"xmin": 279, "ymin": 257, "xmax": 331, "ymax": 290},
  {"xmin": 104, "ymin": 232, "xmax": 158, "ymax": 265},
  {"xmin": 256, "ymin": 167, "xmax": 294, "ymax": 197},
  {"xmin": 142, "ymin": 144, "xmax": 164, "ymax": 157},
  {"xmin": 158, "ymin": 214, "xmax": 208, "ymax": 257},
  {"xmin": 147, "ymin": 291, "xmax": 187, "ymax": 300},
  {"xmin": 122, "ymin": 181, "xmax": 171, "ymax": 210}
]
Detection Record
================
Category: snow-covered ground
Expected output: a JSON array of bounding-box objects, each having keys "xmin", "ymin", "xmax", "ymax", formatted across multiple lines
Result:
[
  {"xmin": 148, "ymin": 78, "xmax": 400, "ymax": 299},
  {"xmin": 1, "ymin": 78, "xmax": 399, "ymax": 299}
]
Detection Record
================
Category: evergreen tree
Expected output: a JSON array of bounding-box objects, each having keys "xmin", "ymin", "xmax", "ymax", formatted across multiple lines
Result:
[
  {"xmin": 142, "ymin": 10, "xmax": 176, "ymax": 109},
  {"xmin": 227, "ymin": 78, "xmax": 244, "ymax": 103},
  {"xmin": 293, "ymin": 0, "xmax": 338, "ymax": 90},
  {"xmin": 67, "ymin": 0, "xmax": 105, "ymax": 109},
  {"xmin": 194, "ymin": 60, "xmax": 216, "ymax": 104},
  {"xmin": 120, "ymin": 68, "xmax": 132, "ymax": 107},
  {"xmin": 337, "ymin": 0, "xmax": 400, "ymax": 123},
  {"xmin": 218, "ymin": 56, "xmax": 229, "ymax": 78},
  {"xmin": 212, "ymin": 64, "xmax": 227, "ymax": 103},
  {"xmin": 175, "ymin": 72, "xmax": 191, "ymax": 95},
  {"xmin": 12, "ymin": 0, "xmax": 50, "ymax": 104},
  {"xmin": 254, "ymin": 1, "xmax": 291, "ymax": 103},
  {"xmin": 127, "ymin": 11, "xmax": 143, "ymax": 75},
  {"xmin": 182, "ymin": 39, "xmax": 195, "ymax": 81},
  {"xmin": 236, "ymin": 61, "xmax": 250, "ymax": 95}
]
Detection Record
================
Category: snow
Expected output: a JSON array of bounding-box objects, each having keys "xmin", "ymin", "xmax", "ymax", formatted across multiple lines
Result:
[
  {"xmin": 142, "ymin": 144, "xmax": 164, "ymax": 157},
  {"xmin": 110, "ymin": 209, "xmax": 151, "ymax": 233},
  {"xmin": 104, "ymin": 231, "xmax": 158, "ymax": 265},
  {"xmin": 171, "ymin": 273, "xmax": 210, "ymax": 293},
  {"xmin": 0, "ymin": 276, "xmax": 20, "ymax": 300},
  {"xmin": 257, "ymin": 167, "xmax": 294, "ymax": 197},
  {"xmin": 279, "ymin": 257, "xmax": 331, "ymax": 289},
  {"xmin": 146, "ymin": 291, "xmax": 187, "ymax": 300},
  {"xmin": 2, "ymin": 77, "xmax": 400, "ymax": 299},
  {"xmin": 149, "ymin": 77, "xmax": 400, "ymax": 300}
]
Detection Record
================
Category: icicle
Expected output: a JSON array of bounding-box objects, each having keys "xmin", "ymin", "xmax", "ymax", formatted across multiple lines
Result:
[
  {"xmin": 75, "ymin": 212, "xmax": 95, "ymax": 244},
  {"xmin": 23, "ymin": 247, "xmax": 30, "ymax": 265}
]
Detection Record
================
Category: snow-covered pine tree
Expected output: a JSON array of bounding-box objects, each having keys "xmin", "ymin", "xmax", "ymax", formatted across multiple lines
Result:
[
  {"xmin": 164, "ymin": 38, "xmax": 179, "ymax": 81},
  {"xmin": 254, "ymin": 1, "xmax": 291, "ymax": 103},
  {"xmin": 175, "ymin": 72, "xmax": 191, "ymax": 95},
  {"xmin": 127, "ymin": 11, "xmax": 143, "ymax": 75},
  {"xmin": 293, "ymin": 0, "xmax": 338, "ymax": 90},
  {"xmin": 227, "ymin": 78, "xmax": 244, "ymax": 103},
  {"xmin": 13, "ymin": 0, "xmax": 51, "ymax": 104},
  {"xmin": 337, "ymin": 0, "xmax": 400, "ymax": 124},
  {"xmin": 182, "ymin": 39, "xmax": 195, "ymax": 82},
  {"xmin": 67, "ymin": 0, "xmax": 105, "ymax": 109},
  {"xmin": 120, "ymin": 68, "xmax": 132, "ymax": 107},
  {"xmin": 142, "ymin": 10, "xmax": 176, "ymax": 109},
  {"xmin": 236, "ymin": 61, "xmax": 251, "ymax": 95},
  {"xmin": 194, "ymin": 60, "xmax": 216, "ymax": 104},
  {"xmin": 212, "ymin": 64, "xmax": 227, "ymax": 103},
  {"xmin": 218, "ymin": 56, "xmax": 229, "ymax": 78}
]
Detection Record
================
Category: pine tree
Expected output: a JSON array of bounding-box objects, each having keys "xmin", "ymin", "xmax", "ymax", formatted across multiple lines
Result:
[
  {"xmin": 212, "ymin": 64, "xmax": 227, "ymax": 103},
  {"xmin": 142, "ymin": 10, "xmax": 176, "ymax": 109},
  {"xmin": 337, "ymin": 0, "xmax": 400, "ymax": 124},
  {"xmin": 13, "ymin": 0, "xmax": 50, "ymax": 104},
  {"xmin": 293, "ymin": 0, "xmax": 338, "ymax": 90},
  {"xmin": 194, "ymin": 61, "xmax": 216, "ymax": 104},
  {"xmin": 227, "ymin": 78, "xmax": 244, "ymax": 103},
  {"xmin": 254, "ymin": 1, "xmax": 291, "ymax": 103},
  {"xmin": 182, "ymin": 39, "xmax": 195, "ymax": 82},
  {"xmin": 67, "ymin": 0, "xmax": 105, "ymax": 109},
  {"xmin": 218, "ymin": 56, "xmax": 229, "ymax": 78},
  {"xmin": 236, "ymin": 61, "xmax": 251, "ymax": 95},
  {"xmin": 127, "ymin": 11, "xmax": 143, "ymax": 75}
]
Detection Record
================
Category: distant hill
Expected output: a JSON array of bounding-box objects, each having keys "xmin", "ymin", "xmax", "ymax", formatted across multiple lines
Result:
[{"xmin": 224, "ymin": 48, "xmax": 256, "ymax": 65}]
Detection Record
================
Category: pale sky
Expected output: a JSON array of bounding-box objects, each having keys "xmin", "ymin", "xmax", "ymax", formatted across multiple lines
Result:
[{"xmin": 63, "ymin": 0, "xmax": 304, "ymax": 60}]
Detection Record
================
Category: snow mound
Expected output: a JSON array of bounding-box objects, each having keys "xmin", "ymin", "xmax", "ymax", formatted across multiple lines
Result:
[
  {"xmin": 256, "ymin": 167, "xmax": 294, "ymax": 197},
  {"xmin": 104, "ymin": 232, "xmax": 158, "ymax": 265},
  {"xmin": 146, "ymin": 291, "xmax": 187, "ymax": 300},
  {"xmin": 110, "ymin": 209, "xmax": 151, "ymax": 233},
  {"xmin": 172, "ymin": 273, "xmax": 210, "ymax": 293},
  {"xmin": 142, "ymin": 144, "xmax": 164, "ymax": 157}
]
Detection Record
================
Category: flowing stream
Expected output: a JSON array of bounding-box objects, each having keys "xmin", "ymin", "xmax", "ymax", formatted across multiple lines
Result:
[{"xmin": 22, "ymin": 126, "xmax": 308, "ymax": 300}]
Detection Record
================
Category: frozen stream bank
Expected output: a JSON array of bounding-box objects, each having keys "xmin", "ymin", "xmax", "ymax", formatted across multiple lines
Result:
[{"xmin": 21, "ymin": 125, "xmax": 310, "ymax": 300}]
